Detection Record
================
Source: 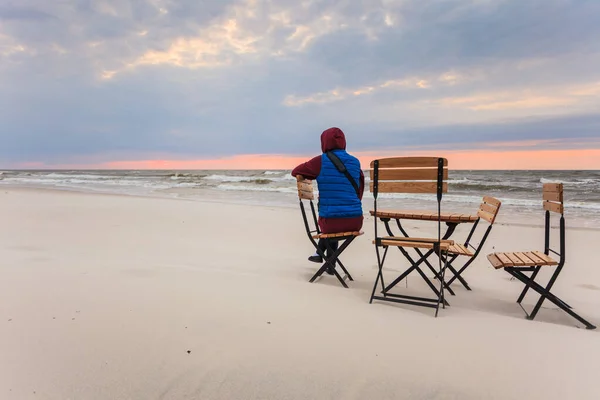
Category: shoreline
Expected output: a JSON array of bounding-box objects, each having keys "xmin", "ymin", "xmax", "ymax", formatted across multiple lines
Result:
[{"xmin": 3, "ymin": 184, "xmax": 599, "ymax": 232}]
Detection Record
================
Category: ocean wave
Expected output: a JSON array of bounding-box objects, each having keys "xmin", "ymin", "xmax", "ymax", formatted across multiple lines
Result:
[
  {"xmin": 566, "ymin": 201, "xmax": 600, "ymax": 210},
  {"xmin": 1, "ymin": 176, "xmax": 172, "ymax": 189},
  {"xmin": 174, "ymin": 182, "xmax": 202, "ymax": 188},
  {"xmin": 540, "ymin": 177, "xmax": 599, "ymax": 185},
  {"xmin": 203, "ymin": 173, "xmax": 295, "ymax": 184},
  {"xmin": 217, "ymin": 184, "xmax": 297, "ymax": 194},
  {"xmin": 447, "ymin": 178, "xmax": 472, "ymax": 184},
  {"xmin": 45, "ymin": 173, "xmax": 110, "ymax": 180},
  {"xmin": 169, "ymin": 172, "xmax": 208, "ymax": 180},
  {"xmin": 241, "ymin": 178, "xmax": 272, "ymax": 184},
  {"xmin": 263, "ymin": 170, "xmax": 284, "ymax": 175},
  {"xmin": 204, "ymin": 174, "xmax": 255, "ymax": 182},
  {"xmin": 449, "ymin": 182, "xmax": 530, "ymax": 192}
]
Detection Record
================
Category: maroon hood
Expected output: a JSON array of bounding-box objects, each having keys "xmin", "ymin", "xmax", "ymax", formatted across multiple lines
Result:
[{"xmin": 321, "ymin": 127, "xmax": 347, "ymax": 153}]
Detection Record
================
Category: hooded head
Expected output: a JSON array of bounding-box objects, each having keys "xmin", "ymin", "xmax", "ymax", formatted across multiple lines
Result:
[{"xmin": 321, "ymin": 127, "xmax": 347, "ymax": 153}]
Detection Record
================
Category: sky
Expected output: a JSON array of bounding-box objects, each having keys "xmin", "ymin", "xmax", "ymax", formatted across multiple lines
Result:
[{"xmin": 1, "ymin": 0, "xmax": 600, "ymax": 170}]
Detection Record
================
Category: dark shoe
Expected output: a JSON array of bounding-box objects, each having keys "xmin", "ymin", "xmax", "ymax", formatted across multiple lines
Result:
[
  {"xmin": 326, "ymin": 267, "xmax": 335, "ymax": 275},
  {"xmin": 308, "ymin": 255, "xmax": 323, "ymax": 263}
]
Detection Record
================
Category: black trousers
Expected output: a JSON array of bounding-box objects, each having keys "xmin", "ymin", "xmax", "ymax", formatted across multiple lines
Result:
[{"xmin": 318, "ymin": 238, "xmax": 338, "ymax": 257}]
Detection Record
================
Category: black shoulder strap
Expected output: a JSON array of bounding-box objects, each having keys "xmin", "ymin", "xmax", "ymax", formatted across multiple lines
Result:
[{"xmin": 325, "ymin": 151, "xmax": 360, "ymax": 198}]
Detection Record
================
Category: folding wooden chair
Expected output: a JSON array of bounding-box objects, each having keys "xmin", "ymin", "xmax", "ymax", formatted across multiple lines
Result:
[
  {"xmin": 369, "ymin": 157, "xmax": 451, "ymax": 316},
  {"xmin": 438, "ymin": 196, "xmax": 502, "ymax": 294},
  {"xmin": 487, "ymin": 183, "xmax": 596, "ymax": 329},
  {"xmin": 296, "ymin": 175, "xmax": 363, "ymax": 288}
]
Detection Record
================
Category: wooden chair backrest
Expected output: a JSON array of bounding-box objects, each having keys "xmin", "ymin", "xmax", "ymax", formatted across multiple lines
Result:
[
  {"xmin": 369, "ymin": 157, "xmax": 448, "ymax": 194},
  {"xmin": 543, "ymin": 183, "xmax": 564, "ymax": 214},
  {"xmin": 296, "ymin": 175, "xmax": 314, "ymax": 200},
  {"xmin": 477, "ymin": 196, "xmax": 502, "ymax": 224}
]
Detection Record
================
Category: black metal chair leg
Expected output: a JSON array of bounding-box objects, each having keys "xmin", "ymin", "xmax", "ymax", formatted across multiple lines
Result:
[
  {"xmin": 444, "ymin": 256, "xmax": 473, "ymax": 291},
  {"xmin": 308, "ymin": 236, "xmax": 354, "ymax": 287},
  {"xmin": 435, "ymin": 250, "xmax": 449, "ymax": 317},
  {"xmin": 517, "ymin": 266, "xmax": 541, "ymax": 304},
  {"xmin": 335, "ymin": 258, "xmax": 353, "ymax": 281},
  {"xmin": 425, "ymin": 260, "xmax": 456, "ymax": 296},
  {"xmin": 506, "ymin": 269, "xmax": 596, "ymax": 330},
  {"xmin": 380, "ymin": 245, "xmax": 450, "ymax": 306},
  {"xmin": 528, "ymin": 263, "xmax": 565, "ymax": 319},
  {"xmin": 370, "ymin": 246, "xmax": 388, "ymax": 303},
  {"xmin": 436, "ymin": 254, "xmax": 459, "ymax": 280},
  {"xmin": 309, "ymin": 263, "xmax": 328, "ymax": 283},
  {"xmin": 413, "ymin": 260, "xmax": 448, "ymax": 307},
  {"xmin": 383, "ymin": 247, "xmax": 434, "ymax": 292},
  {"xmin": 447, "ymin": 264, "xmax": 470, "ymax": 291},
  {"xmin": 331, "ymin": 266, "xmax": 349, "ymax": 288}
]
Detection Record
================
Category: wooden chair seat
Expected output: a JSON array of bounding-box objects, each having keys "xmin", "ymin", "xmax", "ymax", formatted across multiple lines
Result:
[
  {"xmin": 380, "ymin": 236, "xmax": 453, "ymax": 245},
  {"xmin": 312, "ymin": 231, "xmax": 363, "ymax": 239},
  {"xmin": 374, "ymin": 238, "xmax": 452, "ymax": 250},
  {"xmin": 447, "ymin": 243, "xmax": 474, "ymax": 257},
  {"xmin": 487, "ymin": 251, "xmax": 558, "ymax": 269}
]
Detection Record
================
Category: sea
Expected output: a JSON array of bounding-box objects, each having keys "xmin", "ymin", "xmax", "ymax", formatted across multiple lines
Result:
[{"xmin": 1, "ymin": 170, "xmax": 599, "ymax": 229}]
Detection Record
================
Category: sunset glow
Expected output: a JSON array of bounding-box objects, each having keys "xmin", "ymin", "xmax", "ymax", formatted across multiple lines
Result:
[{"xmin": 40, "ymin": 147, "xmax": 600, "ymax": 171}]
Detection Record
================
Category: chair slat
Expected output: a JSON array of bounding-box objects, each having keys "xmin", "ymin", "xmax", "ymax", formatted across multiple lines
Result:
[
  {"xmin": 370, "ymin": 182, "xmax": 448, "ymax": 194},
  {"xmin": 314, "ymin": 231, "xmax": 363, "ymax": 239},
  {"xmin": 483, "ymin": 196, "xmax": 501, "ymax": 207},
  {"xmin": 477, "ymin": 209, "xmax": 496, "ymax": 224},
  {"xmin": 543, "ymin": 200, "xmax": 564, "ymax": 214},
  {"xmin": 487, "ymin": 254, "xmax": 505, "ymax": 269},
  {"xmin": 514, "ymin": 252, "xmax": 537, "ymax": 266},
  {"xmin": 543, "ymin": 183, "xmax": 563, "ymax": 193},
  {"xmin": 369, "ymin": 168, "xmax": 448, "ymax": 181},
  {"xmin": 532, "ymin": 251, "xmax": 558, "ymax": 265},
  {"xmin": 496, "ymin": 253, "xmax": 513, "ymax": 266},
  {"xmin": 370, "ymin": 157, "xmax": 448, "ymax": 169},
  {"xmin": 381, "ymin": 236, "xmax": 453, "ymax": 244},
  {"xmin": 523, "ymin": 251, "xmax": 546, "ymax": 265},
  {"xmin": 479, "ymin": 203, "xmax": 497, "ymax": 214},
  {"xmin": 376, "ymin": 239, "xmax": 451, "ymax": 250},
  {"xmin": 543, "ymin": 191, "xmax": 563, "ymax": 202},
  {"xmin": 479, "ymin": 196, "xmax": 501, "ymax": 225},
  {"xmin": 505, "ymin": 253, "xmax": 526, "ymax": 266},
  {"xmin": 448, "ymin": 243, "xmax": 474, "ymax": 256}
]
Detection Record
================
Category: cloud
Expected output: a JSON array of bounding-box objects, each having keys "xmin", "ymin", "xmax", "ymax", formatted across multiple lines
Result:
[
  {"xmin": 569, "ymin": 81, "xmax": 600, "ymax": 97},
  {"xmin": 0, "ymin": 6, "xmax": 56, "ymax": 21},
  {"xmin": 0, "ymin": 0, "xmax": 599, "ymax": 167},
  {"xmin": 283, "ymin": 76, "xmax": 434, "ymax": 106},
  {"xmin": 434, "ymin": 94, "xmax": 575, "ymax": 111}
]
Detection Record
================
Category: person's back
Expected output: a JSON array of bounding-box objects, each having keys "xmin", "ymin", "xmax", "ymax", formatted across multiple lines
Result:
[
  {"xmin": 292, "ymin": 127, "xmax": 364, "ymax": 264},
  {"xmin": 316, "ymin": 146, "xmax": 363, "ymax": 220}
]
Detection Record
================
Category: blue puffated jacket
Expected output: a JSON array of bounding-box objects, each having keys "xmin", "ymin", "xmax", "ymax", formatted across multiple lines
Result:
[{"xmin": 316, "ymin": 150, "xmax": 363, "ymax": 218}]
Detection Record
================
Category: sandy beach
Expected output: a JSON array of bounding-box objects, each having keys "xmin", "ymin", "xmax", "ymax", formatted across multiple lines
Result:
[{"xmin": 1, "ymin": 188, "xmax": 600, "ymax": 400}]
